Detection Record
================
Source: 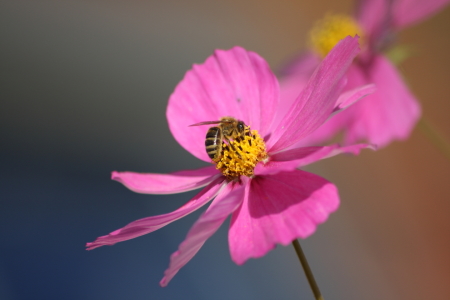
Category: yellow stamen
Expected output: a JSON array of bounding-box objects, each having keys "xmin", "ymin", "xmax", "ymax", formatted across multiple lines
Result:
[
  {"xmin": 309, "ymin": 14, "xmax": 364, "ymax": 58},
  {"xmin": 215, "ymin": 128, "xmax": 267, "ymax": 180}
]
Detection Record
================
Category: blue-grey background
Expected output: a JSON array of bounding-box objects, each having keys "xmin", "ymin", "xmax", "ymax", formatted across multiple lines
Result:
[{"xmin": 1, "ymin": 0, "xmax": 450, "ymax": 299}]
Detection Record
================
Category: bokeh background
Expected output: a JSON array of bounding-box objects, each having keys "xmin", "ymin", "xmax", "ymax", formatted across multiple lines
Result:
[{"xmin": 1, "ymin": 0, "xmax": 450, "ymax": 299}]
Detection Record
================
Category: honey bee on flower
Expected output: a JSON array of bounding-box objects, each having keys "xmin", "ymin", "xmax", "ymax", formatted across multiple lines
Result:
[
  {"xmin": 190, "ymin": 117, "xmax": 250, "ymax": 162},
  {"xmin": 87, "ymin": 36, "xmax": 375, "ymax": 286},
  {"xmin": 190, "ymin": 117, "xmax": 267, "ymax": 180}
]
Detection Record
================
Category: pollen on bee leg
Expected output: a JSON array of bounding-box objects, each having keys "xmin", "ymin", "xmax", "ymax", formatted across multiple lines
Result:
[
  {"xmin": 309, "ymin": 14, "xmax": 365, "ymax": 57},
  {"xmin": 215, "ymin": 127, "xmax": 267, "ymax": 180}
]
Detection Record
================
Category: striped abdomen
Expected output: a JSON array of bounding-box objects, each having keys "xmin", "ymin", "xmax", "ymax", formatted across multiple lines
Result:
[{"xmin": 205, "ymin": 127, "xmax": 222, "ymax": 161}]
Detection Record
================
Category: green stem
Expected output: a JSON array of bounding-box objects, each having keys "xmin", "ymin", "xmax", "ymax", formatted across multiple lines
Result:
[
  {"xmin": 418, "ymin": 117, "xmax": 450, "ymax": 161},
  {"xmin": 292, "ymin": 239, "xmax": 324, "ymax": 300}
]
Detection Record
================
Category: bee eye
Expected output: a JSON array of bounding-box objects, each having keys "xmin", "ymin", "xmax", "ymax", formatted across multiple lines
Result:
[{"xmin": 238, "ymin": 123, "xmax": 244, "ymax": 132}]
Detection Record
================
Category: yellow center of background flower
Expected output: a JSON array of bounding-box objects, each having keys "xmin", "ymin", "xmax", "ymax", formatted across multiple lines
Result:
[
  {"xmin": 215, "ymin": 128, "xmax": 267, "ymax": 180},
  {"xmin": 309, "ymin": 14, "xmax": 364, "ymax": 57}
]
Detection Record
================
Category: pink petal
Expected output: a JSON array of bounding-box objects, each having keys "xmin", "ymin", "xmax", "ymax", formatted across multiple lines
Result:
[
  {"xmin": 271, "ymin": 143, "xmax": 374, "ymax": 165},
  {"xmin": 298, "ymin": 55, "xmax": 420, "ymax": 148},
  {"xmin": 333, "ymin": 84, "xmax": 377, "ymax": 113},
  {"xmin": 347, "ymin": 55, "xmax": 421, "ymax": 147},
  {"xmin": 255, "ymin": 143, "xmax": 374, "ymax": 176},
  {"xmin": 253, "ymin": 160, "xmax": 303, "ymax": 176},
  {"xmin": 111, "ymin": 166, "xmax": 220, "ymax": 195},
  {"xmin": 392, "ymin": 0, "xmax": 450, "ymax": 29},
  {"xmin": 86, "ymin": 177, "xmax": 225, "ymax": 250},
  {"xmin": 160, "ymin": 182, "xmax": 245, "ymax": 286},
  {"xmin": 166, "ymin": 47, "xmax": 279, "ymax": 162},
  {"xmin": 276, "ymin": 59, "xmax": 374, "ymax": 144},
  {"xmin": 292, "ymin": 112, "xmax": 348, "ymax": 147},
  {"xmin": 277, "ymin": 73, "xmax": 375, "ymax": 148},
  {"xmin": 321, "ymin": 143, "xmax": 376, "ymax": 158},
  {"xmin": 260, "ymin": 146, "xmax": 342, "ymax": 175},
  {"xmin": 267, "ymin": 36, "xmax": 360, "ymax": 153},
  {"xmin": 229, "ymin": 170, "xmax": 339, "ymax": 265},
  {"xmin": 290, "ymin": 62, "xmax": 369, "ymax": 146},
  {"xmin": 343, "ymin": 55, "xmax": 421, "ymax": 147}
]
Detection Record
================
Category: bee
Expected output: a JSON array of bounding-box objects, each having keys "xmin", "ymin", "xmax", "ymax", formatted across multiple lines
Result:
[{"xmin": 190, "ymin": 117, "xmax": 249, "ymax": 162}]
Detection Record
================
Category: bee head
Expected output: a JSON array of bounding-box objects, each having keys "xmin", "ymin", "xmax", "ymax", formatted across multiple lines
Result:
[{"xmin": 236, "ymin": 121, "xmax": 245, "ymax": 133}]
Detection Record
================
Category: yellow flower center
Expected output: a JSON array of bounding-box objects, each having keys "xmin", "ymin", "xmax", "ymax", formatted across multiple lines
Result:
[
  {"xmin": 309, "ymin": 14, "xmax": 364, "ymax": 57},
  {"xmin": 215, "ymin": 127, "xmax": 267, "ymax": 180}
]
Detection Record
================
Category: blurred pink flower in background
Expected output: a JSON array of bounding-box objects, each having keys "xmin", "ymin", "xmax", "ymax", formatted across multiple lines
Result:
[
  {"xmin": 87, "ymin": 37, "xmax": 374, "ymax": 286},
  {"xmin": 280, "ymin": 0, "xmax": 450, "ymax": 148}
]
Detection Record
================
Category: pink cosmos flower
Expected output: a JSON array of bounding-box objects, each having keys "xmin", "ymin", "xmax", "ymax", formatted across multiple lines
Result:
[
  {"xmin": 86, "ymin": 36, "xmax": 374, "ymax": 286},
  {"xmin": 280, "ymin": 0, "xmax": 449, "ymax": 148}
]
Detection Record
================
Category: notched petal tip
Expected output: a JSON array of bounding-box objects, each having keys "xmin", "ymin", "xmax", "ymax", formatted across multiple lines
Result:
[
  {"xmin": 111, "ymin": 171, "xmax": 119, "ymax": 180},
  {"xmin": 333, "ymin": 83, "xmax": 377, "ymax": 113},
  {"xmin": 159, "ymin": 278, "xmax": 168, "ymax": 287}
]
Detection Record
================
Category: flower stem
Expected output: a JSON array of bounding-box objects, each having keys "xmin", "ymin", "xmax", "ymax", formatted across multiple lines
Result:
[
  {"xmin": 292, "ymin": 239, "xmax": 324, "ymax": 300},
  {"xmin": 418, "ymin": 117, "xmax": 450, "ymax": 161}
]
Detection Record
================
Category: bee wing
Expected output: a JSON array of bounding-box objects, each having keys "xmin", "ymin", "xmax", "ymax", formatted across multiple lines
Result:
[{"xmin": 189, "ymin": 120, "xmax": 222, "ymax": 127}]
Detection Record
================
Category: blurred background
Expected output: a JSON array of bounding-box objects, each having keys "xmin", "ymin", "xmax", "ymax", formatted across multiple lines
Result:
[{"xmin": 1, "ymin": 0, "xmax": 449, "ymax": 299}]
